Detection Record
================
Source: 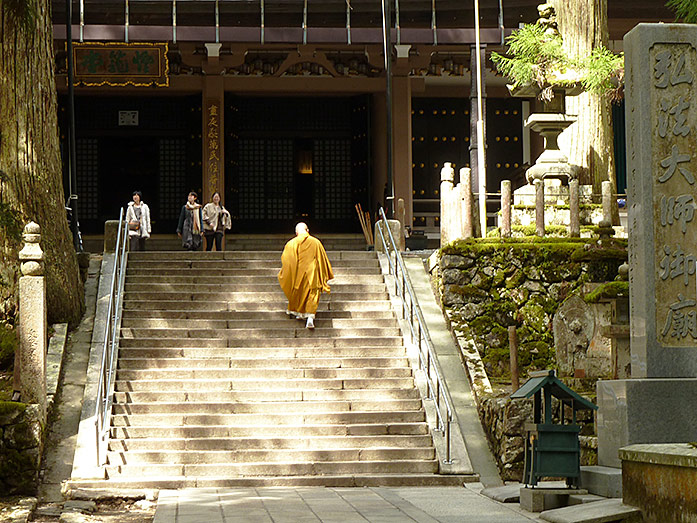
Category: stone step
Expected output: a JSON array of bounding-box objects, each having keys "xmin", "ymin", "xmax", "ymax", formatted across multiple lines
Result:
[
  {"xmin": 117, "ymin": 337, "xmax": 404, "ymax": 348},
  {"xmin": 105, "ymin": 460, "xmax": 439, "ymax": 478},
  {"xmin": 126, "ymin": 259, "xmax": 378, "ymax": 269},
  {"xmin": 108, "ymin": 435, "xmax": 434, "ymax": 451},
  {"xmin": 110, "ymin": 411, "xmax": 426, "ymax": 426},
  {"xmin": 110, "ymin": 423, "xmax": 429, "ymax": 439},
  {"xmin": 117, "ymin": 346, "xmax": 409, "ymax": 359},
  {"xmin": 127, "ymin": 250, "xmax": 374, "ymax": 261},
  {"xmin": 120, "ymin": 318, "xmax": 399, "ymax": 329},
  {"xmin": 125, "ymin": 274, "xmax": 385, "ymax": 285},
  {"xmin": 117, "ymin": 356, "xmax": 408, "ymax": 370},
  {"xmin": 106, "ymin": 448, "xmax": 436, "ymax": 465},
  {"xmin": 66, "ymin": 473, "xmax": 474, "ymax": 489},
  {"xmin": 114, "ymin": 377, "xmax": 415, "ymax": 391},
  {"xmin": 120, "ymin": 327, "xmax": 402, "ymax": 339},
  {"xmin": 111, "ymin": 399, "xmax": 422, "ymax": 414},
  {"xmin": 123, "ymin": 291, "xmax": 388, "ymax": 302},
  {"xmin": 115, "ymin": 367, "xmax": 412, "ymax": 380},
  {"xmin": 113, "ymin": 388, "xmax": 420, "ymax": 403},
  {"xmin": 122, "ymin": 300, "xmax": 392, "ymax": 311},
  {"xmin": 126, "ymin": 267, "xmax": 382, "ymax": 277},
  {"xmin": 124, "ymin": 283, "xmax": 384, "ymax": 293},
  {"xmin": 120, "ymin": 309, "xmax": 396, "ymax": 321}
]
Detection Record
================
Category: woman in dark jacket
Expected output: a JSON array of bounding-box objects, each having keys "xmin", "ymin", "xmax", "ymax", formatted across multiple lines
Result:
[{"xmin": 176, "ymin": 191, "xmax": 203, "ymax": 251}]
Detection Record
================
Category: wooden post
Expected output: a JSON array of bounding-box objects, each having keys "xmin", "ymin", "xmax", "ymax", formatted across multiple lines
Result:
[
  {"xmin": 508, "ymin": 325, "xmax": 520, "ymax": 391},
  {"xmin": 501, "ymin": 180, "xmax": 512, "ymax": 238},
  {"xmin": 569, "ymin": 179, "xmax": 580, "ymax": 238},
  {"xmin": 535, "ymin": 178, "xmax": 545, "ymax": 237}
]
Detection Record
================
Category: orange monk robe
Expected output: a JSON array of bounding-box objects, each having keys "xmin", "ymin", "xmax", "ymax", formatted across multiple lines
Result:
[{"xmin": 278, "ymin": 233, "xmax": 334, "ymax": 316}]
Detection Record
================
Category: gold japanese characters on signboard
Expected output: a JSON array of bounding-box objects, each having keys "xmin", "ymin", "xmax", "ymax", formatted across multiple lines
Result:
[
  {"xmin": 206, "ymin": 100, "xmax": 221, "ymax": 198},
  {"xmin": 73, "ymin": 42, "xmax": 169, "ymax": 87}
]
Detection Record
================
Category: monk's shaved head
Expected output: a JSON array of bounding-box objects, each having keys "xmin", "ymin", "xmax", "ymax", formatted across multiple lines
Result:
[{"xmin": 295, "ymin": 222, "xmax": 309, "ymax": 235}]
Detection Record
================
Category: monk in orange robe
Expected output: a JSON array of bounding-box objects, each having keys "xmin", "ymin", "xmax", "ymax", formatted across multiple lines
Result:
[{"xmin": 278, "ymin": 223, "xmax": 334, "ymax": 329}]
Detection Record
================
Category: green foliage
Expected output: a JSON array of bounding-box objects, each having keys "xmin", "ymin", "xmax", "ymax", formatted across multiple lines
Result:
[
  {"xmin": 0, "ymin": 0, "xmax": 37, "ymax": 31},
  {"xmin": 0, "ymin": 322, "xmax": 18, "ymax": 368},
  {"xmin": 491, "ymin": 23, "xmax": 624, "ymax": 100},
  {"xmin": 667, "ymin": 0, "xmax": 697, "ymax": 23},
  {"xmin": 491, "ymin": 24, "xmax": 567, "ymax": 90},
  {"xmin": 578, "ymin": 46, "xmax": 624, "ymax": 96},
  {"xmin": 583, "ymin": 281, "xmax": 629, "ymax": 303}
]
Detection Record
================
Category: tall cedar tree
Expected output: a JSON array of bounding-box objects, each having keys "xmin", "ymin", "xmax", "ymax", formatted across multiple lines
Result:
[
  {"xmin": 0, "ymin": 0, "xmax": 84, "ymax": 324},
  {"xmin": 549, "ymin": 0, "xmax": 618, "ymax": 221}
]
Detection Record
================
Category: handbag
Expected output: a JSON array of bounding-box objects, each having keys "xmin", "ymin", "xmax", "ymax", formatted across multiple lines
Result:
[{"xmin": 128, "ymin": 220, "xmax": 140, "ymax": 231}]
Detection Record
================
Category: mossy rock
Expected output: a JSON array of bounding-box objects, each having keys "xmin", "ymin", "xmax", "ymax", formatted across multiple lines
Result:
[
  {"xmin": 518, "ymin": 341, "xmax": 556, "ymax": 370},
  {"xmin": 445, "ymin": 284, "xmax": 489, "ymax": 303},
  {"xmin": 519, "ymin": 302, "xmax": 550, "ymax": 333},
  {"xmin": 483, "ymin": 300, "xmax": 518, "ymax": 327},
  {"xmin": 584, "ymin": 281, "xmax": 630, "ymax": 303},
  {"xmin": 0, "ymin": 402, "xmax": 27, "ymax": 425},
  {"xmin": 0, "ymin": 447, "xmax": 39, "ymax": 495},
  {"xmin": 505, "ymin": 269, "xmax": 527, "ymax": 289}
]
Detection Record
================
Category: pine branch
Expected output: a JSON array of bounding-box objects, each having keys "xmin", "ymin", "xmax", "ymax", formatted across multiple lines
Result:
[{"xmin": 666, "ymin": 0, "xmax": 697, "ymax": 23}]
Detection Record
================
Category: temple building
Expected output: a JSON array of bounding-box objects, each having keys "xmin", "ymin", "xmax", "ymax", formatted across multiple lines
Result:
[{"xmin": 52, "ymin": 0, "xmax": 671, "ymax": 235}]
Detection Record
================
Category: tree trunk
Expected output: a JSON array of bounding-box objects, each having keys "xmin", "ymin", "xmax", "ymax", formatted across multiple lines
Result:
[
  {"xmin": 0, "ymin": 0, "xmax": 84, "ymax": 325},
  {"xmin": 550, "ymin": 0, "xmax": 619, "ymax": 222}
]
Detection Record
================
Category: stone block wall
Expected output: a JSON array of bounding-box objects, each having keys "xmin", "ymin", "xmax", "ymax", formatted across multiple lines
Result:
[
  {"xmin": 438, "ymin": 238, "xmax": 626, "ymax": 480},
  {"xmin": 439, "ymin": 238, "xmax": 627, "ymax": 379},
  {"xmin": 479, "ymin": 395, "xmax": 597, "ymax": 481},
  {"xmin": 0, "ymin": 402, "xmax": 44, "ymax": 494}
]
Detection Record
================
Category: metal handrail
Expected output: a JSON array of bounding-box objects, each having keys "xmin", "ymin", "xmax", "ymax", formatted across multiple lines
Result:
[
  {"xmin": 94, "ymin": 208, "xmax": 129, "ymax": 466},
  {"xmin": 376, "ymin": 208, "xmax": 454, "ymax": 464}
]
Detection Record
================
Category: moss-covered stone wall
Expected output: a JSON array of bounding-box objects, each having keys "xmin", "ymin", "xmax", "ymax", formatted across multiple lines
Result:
[
  {"xmin": 0, "ymin": 402, "xmax": 43, "ymax": 494},
  {"xmin": 438, "ymin": 237, "xmax": 626, "ymax": 480},
  {"xmin": 439, "ymin": 238, "xmax": 627, "ymax": 379}
]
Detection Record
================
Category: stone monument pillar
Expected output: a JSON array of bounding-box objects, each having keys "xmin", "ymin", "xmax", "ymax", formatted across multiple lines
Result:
[
  {"xmin": 18, "ymin": 222, "xmax": 47, "ymax": 422},
  {"xmin": 597, "ymin": 24, "xmax": 697, "ymax": 468}
]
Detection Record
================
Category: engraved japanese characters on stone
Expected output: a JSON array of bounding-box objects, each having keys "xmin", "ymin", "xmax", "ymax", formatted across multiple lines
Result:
[
  {"xmin": 661, "ymin": 293, "xmax": 697, "ymax": 339},
  {"xmin": 659, "ymin": 144, "xmax": 694, "ymax": 184},
  {"xmin": 659, "ymin": 244, "xmax": 696, "ymax": 286},
  {"xmin": 660, "ymin": 194, "xmax": 696, "ymax": 232},
  {"xmin": 655, "ymin": 50, "xmax": 694, "ymax": 88},
  {"xmin": 658, "ymin": 95, "xmax": 691, "ymax": 138}
]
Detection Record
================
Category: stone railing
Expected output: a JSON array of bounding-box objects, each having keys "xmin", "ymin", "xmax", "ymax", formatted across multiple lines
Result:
[
  {"xmin": 0, "ymin": 223, "xmax": 51, "ymax": 495},
  {"xmin": 439, "ymin": 161, "xmax": 624, "ymax": 243}
]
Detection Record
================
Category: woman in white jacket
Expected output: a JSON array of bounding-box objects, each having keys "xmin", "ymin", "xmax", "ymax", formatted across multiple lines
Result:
[
  {"xmin": 125, "ymin": 191, "xmax": 151, "ymax": 251},
  {"xmin": 202, "ymin": 191, "xmax": 232, "ymax": 251}
]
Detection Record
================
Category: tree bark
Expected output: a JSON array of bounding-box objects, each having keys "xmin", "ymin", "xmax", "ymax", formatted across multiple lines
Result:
[
  {"xmin": 0, "ymin": 0, "xmax": 84, "ymax": 325},
  {"xmin": 550, "ymin": 0, "xmax": 619, "ymax": 222}
]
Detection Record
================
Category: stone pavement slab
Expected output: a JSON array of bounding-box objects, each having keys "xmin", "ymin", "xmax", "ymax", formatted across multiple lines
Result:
[
  {"xmin": 539, "ymin": 499, "xmax": 641, "ymax": 523},
  {"xmin": 153, "ymin": 487, "xmax": 542, "ymax": 522}
]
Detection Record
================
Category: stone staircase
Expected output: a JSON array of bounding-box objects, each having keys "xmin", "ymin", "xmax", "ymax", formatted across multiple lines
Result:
[{"xmin": 100, "ymin": 249, "xmax": 468, "ymax": 488}]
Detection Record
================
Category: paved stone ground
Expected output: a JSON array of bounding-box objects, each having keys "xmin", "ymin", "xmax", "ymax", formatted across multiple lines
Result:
[{"xmin": 152, "ymin": 486, "xmax": 542, "ymax": 523}]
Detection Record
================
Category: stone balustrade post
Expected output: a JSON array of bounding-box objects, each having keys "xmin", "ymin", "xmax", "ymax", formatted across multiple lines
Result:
[
  {"xmin": 569, "ymin": 179, "xmax": 580, "ymax": 238},
  {"xmin": 18, "ymin": 222, "xmax": 47, "ymax": 422},
  {"xmin": 601, "ymin": 180, "xmax": 613, "ymax": 225},
  {"xmin": 534, "ymin": 178, "xmax": 545, "ymax": 237},
  {"xmin": 501, "ymin": 180, "xmax": 512, "ymax": 238},
  {"xmin": 440, "ymin": 163, "xmax": 455, "ymax": 245},
  {"xmin": 395, "ymin": 198, "xmax": 406, "ymax": 251},
  {"xmin": 460, "ymin": 167, "xmax": 473, "ymax": 239}
]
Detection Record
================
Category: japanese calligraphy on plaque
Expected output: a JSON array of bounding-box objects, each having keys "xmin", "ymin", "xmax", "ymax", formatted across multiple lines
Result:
[
  {"xmin": 73, "ymin": 42, "xmax": 169, "ymax": 87},
  {"xmin": 205, "ymin": 100, "xmax": 221, "ymax": 198},
  {"xmin": 652, "ymin": 43, "xmax": 697, "ymax": 344}
]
